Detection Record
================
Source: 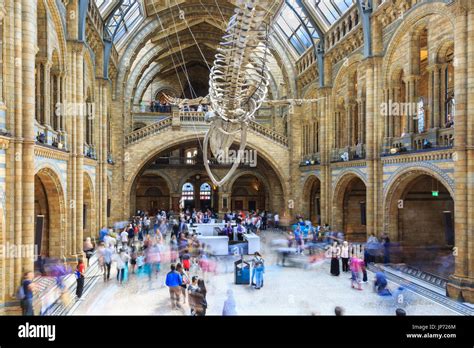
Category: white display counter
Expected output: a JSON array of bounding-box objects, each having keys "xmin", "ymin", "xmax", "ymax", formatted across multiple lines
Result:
[
  {"xmin": 190, "ymin": 223, "xmax": 226, "ymax": 236},
  {"xmin": 243, "ymin": 233, "xmax": 260, "ymax": 254},
  {"xmin": 197, "ymin": 235, "xmax": 229, "ymax": 256}
]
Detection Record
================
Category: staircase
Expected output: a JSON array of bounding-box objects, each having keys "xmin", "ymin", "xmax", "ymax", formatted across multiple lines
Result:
[
  {"xmin": 34, "ymin": 253, "xmax": 103, "ymax": 316},
  {"xmin": 125, "ymin": 113, "xmax": 289, "ymax": 147}
]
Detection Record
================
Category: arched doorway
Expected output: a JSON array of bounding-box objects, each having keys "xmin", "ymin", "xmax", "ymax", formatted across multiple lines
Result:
[
  {"xmin": 387, "ymin": 174, "xmax": 454, "ymax": 277},
  {"xmin": 333, "ymin": 174, "xmax": 367, "ymax": 242},
  {"xmin": 303, "ymin": 176, "xmax": 321, "ymax": 224},
  {"xmin": 83, "ymin": 173, "xmax": 95, "ymax": 240},
  {"xmin": 231, "ymin": 174, "xmax": 266, "ymax": 212},
  {"xmin": 181, "ymin": 182, "xmax": 195, "ymax": 210},
  {"xmin": 135, "ymin": 174, "xmax": 171, "ymax": 214},
  {"xmin": 34, "ymin": 168, "xmax": 65, "ymax": 267}
]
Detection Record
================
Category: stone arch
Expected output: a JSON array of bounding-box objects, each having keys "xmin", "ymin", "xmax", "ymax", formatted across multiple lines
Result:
[
  {"xmin": 302, "ymin": 174, "xmax": 322, "ymax": 224},
  {"xmin": 332, "ymin": 53, "xmax": 364, "ymax": 90},
  {"xmin": 34, "ymin": 166, "xmax": 66, "ymax": 259},
  {"xmin": 332, "ymin": 170, "xmax": 368, "ymax": 241},
  {"xmin": 228, "ymin": 171, "xmax": 270, "ymax": 212},
  {"xmin": 383, "ymin": 164, "xmax": 455, "ymax": 237},
  {"xmin": 124, "ymin": 133, "xmax": 289, "ymax": 211},
  {"xmin": 383, "ymin": 167, "xmax": 455, "ymax": 274},
  {"xmin": 132, "ymin": 172, "xmax": 173, "ymax": 214},
  {"xmin": 382, "ymin": 2, "xmax": 455, "ymax": 83},
  {"xmin": 436, "ymin": 39, "xmax": 455, "ymax": 64}
]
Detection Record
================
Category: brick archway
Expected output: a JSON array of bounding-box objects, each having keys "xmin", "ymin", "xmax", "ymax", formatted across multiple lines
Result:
[
  {"xmin": 332, "ymin": 172, "xmax": 368, "ymax": 242},
  {"xmin": 34, "ymin": 167, "xmax": 66, "ymax": 259},
  {"xmin": 302, "ymin": 175, "xmax": 321, "ymax": 224}
]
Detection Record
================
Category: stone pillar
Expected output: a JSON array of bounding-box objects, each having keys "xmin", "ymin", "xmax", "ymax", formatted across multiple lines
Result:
[
  {"xmin": 319, "ymin": 87, "xmax": 332, "ymax": 226},
  {"xmin": 42, "ymin": 61, "xmax": 51, "ymax": 126},
  {"xmin": 432, "ymin": 64, "xmax": 441, "ymax": 129},
  {"xmin": 21, "ymin": 0, "xmax": 37, "ymax": 274},
  {"xmin": 75, "ymin": 44, "xmax": 84, "ymax": 255},
  {"xmin": 13, "ymin": 0, "xmax": 23, "ymax": 288},
  {"xmin": 447, "ymin": 1, "xmax": 474, "ymax": 303}
]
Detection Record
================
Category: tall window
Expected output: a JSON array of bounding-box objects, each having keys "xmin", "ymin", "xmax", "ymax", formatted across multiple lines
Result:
[
  {"xmin": 200, "ymin": 183, "xmax": 211, "ymax": 201},
  {"xmin": 182, "ymin": 183, "xmax": 194, "ymax": 201}
]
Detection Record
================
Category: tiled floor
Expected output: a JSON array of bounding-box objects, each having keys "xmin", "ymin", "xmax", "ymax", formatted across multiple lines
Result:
[{"xmin": 73, "ymin": 231, "xmax": 459, "ymax": 316}]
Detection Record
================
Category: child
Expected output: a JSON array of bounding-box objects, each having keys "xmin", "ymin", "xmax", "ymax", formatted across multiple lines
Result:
[{"xmin": 182, "ymin": 249, "xmax": 191, "ymax": 272}]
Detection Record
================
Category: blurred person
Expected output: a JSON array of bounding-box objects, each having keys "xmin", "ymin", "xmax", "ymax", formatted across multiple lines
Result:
[
  {"xmin": 83, "ymin": 237, "xmax": 94, "ymax": 266},
  {"xmin": 19, "ymin": 271, "xmax": 36, "ymax": 315},
  {"xmin": 98, "ymin": 243, "xmax": 113, "ymax": 281},
  {"xmin": 114, "ymin": 248, "xmax": 130, "ymax": 284},
  {"xmin": 188, "ymin": 276, "xmax": 200, "ymax": 315},
  {"xmin": 396, "ymin": 308, "xmax": 407, "ymax": 316},
  {"xmin": 222, "ymin": 289, "xmax": 237, "ymax": 316},
  {"xmin": 176, "ymin": 263, "xmax": 190, "ymax": 304},
  {"xmin": 254, "ymin": 253, "xmax": 265, "ymax": 289},
  {"xmin": 194, "ymin": 279, "xmax": 208, "ymax": 316},
  {"xmin": 274, "ymin": 212, "xmax": 279, "ymax": 229},
  {"xmin": 250, "ymin": 252, "xmax": 263, "ymax": 287},
  {"xmin": 330, "ymin": 242, "xmax": 340, "ymax": 276},
  {"xmin": 182, "ymin": 249, "xmax": 191, "ymax": 272},
  {"xmin": 374, "ymin": 271, "xmax": 390, "ymax": 296},
  {"xmin": 169, "ymin": 235, "xmax": 178, "ymax": 263},
  {"xmin": 341, "ymin": 241, "xmax": 350, "ymax": 272},
  {"xmin": 350, "ymin": 257, "xmax": 363, "ymax": 291},
  {"xmin": 165, "ymin": 264, "xmax": 183, "ymax": 310},
  {"xmin": 334, "ymin": 306, "xmax": 344, "ymax": 316}
]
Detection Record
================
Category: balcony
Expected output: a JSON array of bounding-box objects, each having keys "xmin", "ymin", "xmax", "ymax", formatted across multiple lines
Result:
[
  {"xmin": 84, "ymin": 143, "xmax": 97, "ymax": 160},
  {"xmin": 330, "ymin": 145, "xmax": 366, "ymax": 163},
  {"xmin": 35, "ymin": 122, "xmax": 68, "ymax": 152},
  {"xmin": 300, "ymin": 153, "xmax": 321, "ymax": 167},
  {"xmin": 384, "ymin": 128, "xmax": 454, "ymax": 156}
]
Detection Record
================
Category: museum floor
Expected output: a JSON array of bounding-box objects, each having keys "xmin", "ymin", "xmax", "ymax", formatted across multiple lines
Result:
[{"xmin": 71, "ymin": 230, "xmax": 461, "ymax": 316}]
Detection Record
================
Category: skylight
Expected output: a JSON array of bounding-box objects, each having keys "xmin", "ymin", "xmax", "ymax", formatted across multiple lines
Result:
[
  {"xmin": 275, "ymin": 0, "xmax": 320, "ymax": 56},
  {"xmin": 311, "ymin": 0, "xmax": 354, "ymax": 26},
  {"xmin": 104, "ymin": 0, "xmax": 144, "ymax": 45}
]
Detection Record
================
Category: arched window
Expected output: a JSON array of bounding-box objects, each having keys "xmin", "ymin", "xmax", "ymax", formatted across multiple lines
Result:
[
  {"xmin": 200, "ymin": 183, "xmax": 211, "ymax": 201},
  {"xmin": 182, "ymin": 183, "xmax": 194, "ymax": 201}
]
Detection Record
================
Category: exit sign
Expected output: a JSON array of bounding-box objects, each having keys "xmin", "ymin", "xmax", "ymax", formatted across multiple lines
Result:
[{"xmin": 432, "ymin": 191, "xmax": 439, "ymax": 197}]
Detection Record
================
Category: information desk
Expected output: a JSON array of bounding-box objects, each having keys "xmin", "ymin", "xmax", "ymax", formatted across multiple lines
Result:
[
  {"xmin": 197, "ymin": 235, "xmax": 229, "ymax": 255},
  {"xmin": 189, "ymin": 223, "xmax": 226, "ymax": 236},
  {"xmin": 243, "ymin": 233, "xmax": 260, "ymax": 254}
]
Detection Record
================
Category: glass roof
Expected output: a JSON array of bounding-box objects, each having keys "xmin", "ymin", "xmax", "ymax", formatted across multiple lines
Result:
[
  {"xmin": 275, "ymin": 0, "xmax": 320, "ymax": 56},
  {"xmin": 310, "ymin": 0, "xmax": 354, "ymax": 26},
  {"xmin": 102, "ymin": 0, "xmax": 144, "ymax": 45}
]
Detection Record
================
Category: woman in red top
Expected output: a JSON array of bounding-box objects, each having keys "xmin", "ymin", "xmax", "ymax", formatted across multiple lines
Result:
[{"xmin": 76, "ymin": 259, "xmax": 86, "ymax": 299}]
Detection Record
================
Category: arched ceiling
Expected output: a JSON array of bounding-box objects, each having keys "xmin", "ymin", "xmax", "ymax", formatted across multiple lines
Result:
[{"xmin": 98, "ymin": 0, "xmax": 357, "ymax": 101}]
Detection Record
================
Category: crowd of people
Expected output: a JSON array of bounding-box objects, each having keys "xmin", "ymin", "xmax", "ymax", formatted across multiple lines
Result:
[{"xmin": 18, "ymin": 208, "xmax": 408, "ymax": 316}]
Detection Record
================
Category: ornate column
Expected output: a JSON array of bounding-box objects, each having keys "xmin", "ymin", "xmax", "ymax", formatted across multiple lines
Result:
[
  {"xmin": 21, "ymin": 0, "xmax": 37, "ymax": 275},
  {"xmin": 447, "ymin": 0, "xmax": 474, "ymax": 303},
  {"xmin": 74, "ymin": 43, "xmax": 84, "ymax": 256},
  {"xmin": 432, "ymin": 64, "xmax": 441, "ymax": 129},
  {"xmin": 13, "ymin": 0, "xmax": 23, "ymax": 288},
  {"xmin": 42, "ymin": 60, "xmax": 51, "ymax": 127}
]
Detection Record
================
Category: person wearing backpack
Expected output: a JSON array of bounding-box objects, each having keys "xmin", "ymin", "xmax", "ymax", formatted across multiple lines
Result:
[{"xmin": 19, "ymin": 271, "xmax": 36, "ymax": 315}]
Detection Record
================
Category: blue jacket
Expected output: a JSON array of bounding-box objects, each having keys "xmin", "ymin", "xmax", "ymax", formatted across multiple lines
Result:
[{"xmin": 165, "ymin": 271, "xmax": 182, "ymax": 287}]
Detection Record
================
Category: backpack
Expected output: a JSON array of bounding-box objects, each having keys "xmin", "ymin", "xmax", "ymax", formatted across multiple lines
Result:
[{"xmin": 16, "ymin": 283, "xmax": 26, "ymax": 300}]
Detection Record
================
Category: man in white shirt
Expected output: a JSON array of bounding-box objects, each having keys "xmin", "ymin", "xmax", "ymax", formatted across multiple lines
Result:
[
  {"xmin": 120, "ymin": 230, "xmax": 128, "ymax": 245},
  {"xmin": 274, "ymin": 213, "xmax": 280, "ymax": 229}
]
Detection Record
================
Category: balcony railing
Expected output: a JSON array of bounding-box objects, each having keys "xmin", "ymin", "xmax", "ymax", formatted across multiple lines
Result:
[
  {"xmin": 84, "ymin": 143, "xmax": 97, "ymax": 160},
  {"xmin": 330, "ymin": 145, "xmax": 366, "ymax": 163},
  {"xmin": 386, "ymin": 128, "xmax": 454, "ymax": 155},
  {"xmin": 35, "ymin": 122, "xmax": 68, "ymax": 151},
  {"xmin": 300, "ymin": 153, "xmax": 321, "ymax": 166}
]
